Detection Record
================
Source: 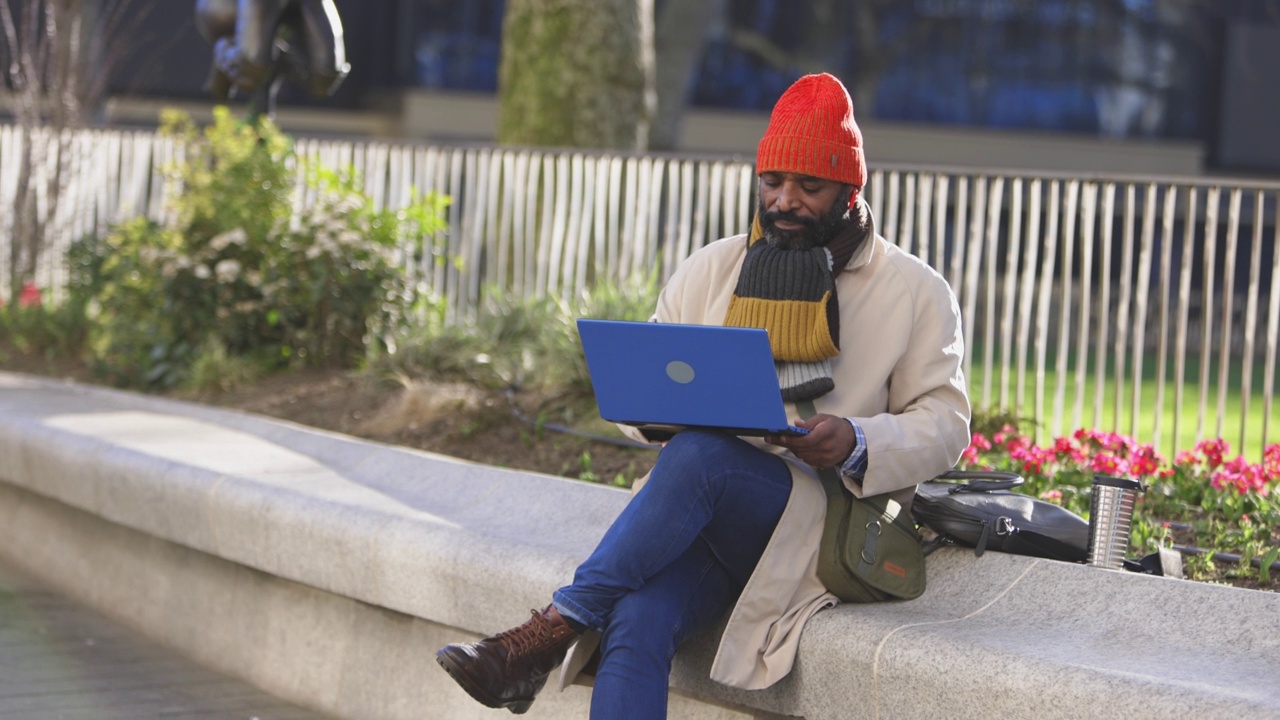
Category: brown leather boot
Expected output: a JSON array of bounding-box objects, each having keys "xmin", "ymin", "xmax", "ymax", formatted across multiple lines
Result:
[{"xmin": 436, "ymin": 605, "xmax": 580, "ymax": 715}]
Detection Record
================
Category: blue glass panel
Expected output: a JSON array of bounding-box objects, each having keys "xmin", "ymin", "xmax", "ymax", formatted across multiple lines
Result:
[{"xmin": 392, "ymin": 0, "xmax": 1261, "ymax": 142}]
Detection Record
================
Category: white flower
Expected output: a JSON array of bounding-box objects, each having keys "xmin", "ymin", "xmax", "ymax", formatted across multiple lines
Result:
[
  {"xmin": 194, "ymin": 264, "xmax": 212, "ymax": 280},
  {"xmin": 337, "ymin": 195, "xmax": 363, "ymax": 214},
  {"xmin": 214, "ymin": 259, "xmax": 241, "ymax": 282},
  {"xmin": 209, "ymin": 228, "xmax": 248, "ymax": 253}
]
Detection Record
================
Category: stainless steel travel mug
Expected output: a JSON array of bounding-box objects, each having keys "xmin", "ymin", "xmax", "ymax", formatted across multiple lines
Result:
[{"xmin": 1086, "ymin": 475, "xmax": 1144, "ymax": 569}]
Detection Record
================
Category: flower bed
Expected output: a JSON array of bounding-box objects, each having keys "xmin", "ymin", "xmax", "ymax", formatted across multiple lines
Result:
[{"xmin": 960, "ymin": 426, "xmax": 1280, "ymax": 589}]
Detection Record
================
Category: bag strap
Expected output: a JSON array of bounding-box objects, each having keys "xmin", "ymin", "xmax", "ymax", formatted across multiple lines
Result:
[
  {"xmin": 795, "ymin": 399, "xmax": 883, "ymax": 574},
  {"xmin": 931, "ymin": 469, "xmax": 1024, "ymax": 493},
  {"xmin": 793, "ymin": 399, "xmax": 843, "ymax": 500}
]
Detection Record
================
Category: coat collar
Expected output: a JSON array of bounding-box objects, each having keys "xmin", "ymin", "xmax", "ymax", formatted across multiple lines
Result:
[{"xmin": 842, "ymin": 205, "xmax": 880, "ymax": 273}]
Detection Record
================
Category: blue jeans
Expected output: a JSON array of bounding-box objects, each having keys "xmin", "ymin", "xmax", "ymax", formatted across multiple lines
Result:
[{"xmin": 552, "ymin": 430, "xmax": 792, "ymax": 720}]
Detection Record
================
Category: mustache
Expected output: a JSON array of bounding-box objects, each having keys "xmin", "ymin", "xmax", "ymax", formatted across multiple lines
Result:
[{"xmin": 761, "ymin": 209, "xmax": 816, "ymax": 230}]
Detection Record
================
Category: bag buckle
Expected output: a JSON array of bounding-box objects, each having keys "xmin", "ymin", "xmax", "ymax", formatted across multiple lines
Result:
[
  {"xmin": 862, "ymin": 519, "xmax": 881, "ymax": 564},
  {"xmin": 996, "ymin": 516, "xmax": 1015, "ymax": 536}
]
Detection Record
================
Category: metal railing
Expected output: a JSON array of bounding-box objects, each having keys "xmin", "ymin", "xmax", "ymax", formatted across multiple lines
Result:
[{"xmin": 3, "ymin": 124, "xmax": 1277, "ymax": 458}]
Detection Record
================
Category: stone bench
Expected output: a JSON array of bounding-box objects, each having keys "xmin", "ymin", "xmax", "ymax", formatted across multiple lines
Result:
[{"xmin": 1, "ymin": 370, "xmax": 1277, "ymax": 719}]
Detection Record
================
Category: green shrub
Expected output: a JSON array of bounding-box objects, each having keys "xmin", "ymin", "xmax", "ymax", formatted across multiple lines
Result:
[
  {"xmin": 185, "ymin": 338, "xmax": 262, "ymax": 395},
  {"xmin": 370, "ymin": 273, "xmax": 659, "ymax": 399},
  {"xmin": 0, "ymin": 293, "xmax": 91, "ymax": 361},
  {"xmin": 74, "ymin": 108, "xmax": 449, "ymax": 388}
]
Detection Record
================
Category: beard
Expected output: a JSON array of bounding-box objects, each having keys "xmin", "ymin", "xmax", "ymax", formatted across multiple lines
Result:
[{"xmin": 759, "ymin": 192, "xmax": 855, "ymax": 250}]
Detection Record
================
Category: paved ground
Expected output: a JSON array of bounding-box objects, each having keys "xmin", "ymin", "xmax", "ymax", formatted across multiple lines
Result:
[{"xmin": 0, "ymin": 556, "xmax": 333, "ymax": 720}]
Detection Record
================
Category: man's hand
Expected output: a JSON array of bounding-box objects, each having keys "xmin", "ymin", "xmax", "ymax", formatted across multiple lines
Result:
[{"xmin": 764, "ymin": 413, "xmax": 855, "ymax": 470}]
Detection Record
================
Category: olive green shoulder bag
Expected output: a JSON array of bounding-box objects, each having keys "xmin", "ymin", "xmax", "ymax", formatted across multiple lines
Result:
[{"xmin": 797, "ymin": 400, "xmax": 927, "ymax": 603}]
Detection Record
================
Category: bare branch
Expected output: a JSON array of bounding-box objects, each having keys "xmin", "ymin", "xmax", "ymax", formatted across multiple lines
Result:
[
  {"xmin": 72, "ymin": 0, "xmax": 156, "ymax": 109},
  {"xmin": 0, "ymin": 1, "xmax": 21, "ymax": 84}
]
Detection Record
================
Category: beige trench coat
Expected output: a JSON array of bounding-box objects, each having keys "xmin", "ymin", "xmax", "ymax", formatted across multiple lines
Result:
[{"xmin": 559, "ymin": 224, "xmax": 971, "ymax": 691}]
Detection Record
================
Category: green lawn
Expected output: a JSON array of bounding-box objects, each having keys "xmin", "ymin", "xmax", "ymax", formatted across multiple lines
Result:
[{"xmin": 966, "ymin": 346, "xmax": 1278, "ymax": 462}]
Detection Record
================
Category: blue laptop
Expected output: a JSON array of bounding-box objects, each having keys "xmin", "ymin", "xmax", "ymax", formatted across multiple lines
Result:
[{"xmin": 577, "ymin": 319, "xmax": 809, "ymax": 437}]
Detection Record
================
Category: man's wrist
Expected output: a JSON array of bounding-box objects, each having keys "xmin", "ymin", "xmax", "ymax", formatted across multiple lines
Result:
[{"xmin": 840, "ymin": 418, "xmax": 868, "ymax": 482}]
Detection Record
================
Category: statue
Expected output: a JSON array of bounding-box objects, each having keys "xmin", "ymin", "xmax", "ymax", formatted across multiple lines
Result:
[{"xmin": 195, "ymin": 0, "xmax": 351, "ymax": 121}]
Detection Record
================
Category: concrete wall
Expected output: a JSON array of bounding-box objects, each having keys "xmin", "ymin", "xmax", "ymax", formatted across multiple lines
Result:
[
  {"xmin": 101, "ymin": 89, "xmax": 1207, "ymax": 178},
  {"xmin": 1, "ymin": 370, "xmax": 1277, "ymax": 720}
]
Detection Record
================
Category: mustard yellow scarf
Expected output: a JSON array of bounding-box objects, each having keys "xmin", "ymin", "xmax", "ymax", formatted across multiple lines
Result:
[{"xmin": 724, "ymin": 202, "xmax": 867, "ymax": 400}]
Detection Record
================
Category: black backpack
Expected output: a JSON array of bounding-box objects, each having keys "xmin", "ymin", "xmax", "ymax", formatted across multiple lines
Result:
[{"xmin": 911, "ymin": 470, "xmax": 1090, "ymax": 563}]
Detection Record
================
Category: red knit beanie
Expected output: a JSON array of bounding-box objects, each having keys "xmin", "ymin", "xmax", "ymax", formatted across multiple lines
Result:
[{"xmin": 756, "ymin": 73, "xmax": 867, "ymax": 190}]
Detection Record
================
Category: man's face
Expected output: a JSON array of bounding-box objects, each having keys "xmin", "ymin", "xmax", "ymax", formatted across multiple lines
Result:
[{"xmin": 757, "ymin": 172, "xmax": 853, "ymax": 250}]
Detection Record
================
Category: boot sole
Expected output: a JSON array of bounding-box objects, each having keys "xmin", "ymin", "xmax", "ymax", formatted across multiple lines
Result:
[{"xmin": 435, "ymin": 649, "xmax": 534, "ymax": 715}]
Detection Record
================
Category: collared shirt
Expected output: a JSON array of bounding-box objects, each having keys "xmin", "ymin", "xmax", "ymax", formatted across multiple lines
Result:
[{"xmin": 840, "ymin": 418, "xmax": 868, "ymax": 483}]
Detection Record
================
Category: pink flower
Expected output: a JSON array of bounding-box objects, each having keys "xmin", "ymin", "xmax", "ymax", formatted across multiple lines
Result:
[
  {"xmin": 18, "ymin": 282, "xmax": 41, "ymax": 308},
  {"xmin": 1264, "ymin": 444, "xmax": 1280, "ymax": 481},
  {"xmin": 1098, "ymin": 431, "xmax": 1132, "ymax": 454},
  {"xmin": 970, "ymin": 433, "xmax": 992, "ymax": 452},
  {"xmin": 992, "ymin": 424, "xmax": 1021, "ymax": 448},
  {"xmin": 1090, "ymin": 453, "xmax": 1128, "ymax": 476},
  {"xmin": 1005, "ymin": 433, "xmax": 1030, "ymax": 455},
  {"xmin": 1209, "ymin": 456, "xmax": 1268, "ymax": 495},
  {"xmin": 1009, "ymin": 444, "xmax": 1046, "ymax": 475},
  {"xmin": 1040, "ymin": 489, "xmax": 1063, "ymax": 503}
]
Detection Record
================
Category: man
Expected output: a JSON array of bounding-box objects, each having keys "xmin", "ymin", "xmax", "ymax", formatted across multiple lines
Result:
[{"xmin": 436, "ymin": 73, "xmax": 971, "ymax": 719}]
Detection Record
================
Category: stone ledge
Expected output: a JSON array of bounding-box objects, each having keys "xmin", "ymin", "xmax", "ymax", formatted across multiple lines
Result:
[{"xmin": 1, "ymin": 370, "xmax": 1277, "ymax": 720}]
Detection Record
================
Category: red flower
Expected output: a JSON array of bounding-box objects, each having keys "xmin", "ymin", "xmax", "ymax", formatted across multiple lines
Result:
[
  {"xmin": 1264, "ymin": 444, "xmax": 1280, "ymax": 481},
  {"xmin": 18, "ymin": 282, "xmax": 41, "ymax": 308},
  {"xmin": 1129, "ymin": 444, "xmax": 1164, "ymax": 479},
  {"xmin": 1196, "ymin": 438, "xmax": 1229, "ymax": 469}
]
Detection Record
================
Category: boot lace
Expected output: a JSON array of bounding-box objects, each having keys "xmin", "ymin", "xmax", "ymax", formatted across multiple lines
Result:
[{"xmin": 495, "ymin": 609, "xmax": 562, "ymax": 657}]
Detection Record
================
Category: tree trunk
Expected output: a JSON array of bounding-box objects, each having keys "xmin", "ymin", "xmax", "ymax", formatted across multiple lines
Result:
[{"xmin": 497, "ymin": 0, "xmax": 655, "ymax": 151}]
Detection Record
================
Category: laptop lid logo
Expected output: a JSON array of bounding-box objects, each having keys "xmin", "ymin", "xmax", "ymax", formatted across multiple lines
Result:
[{"xmin": 666, "ymin": 361, "xmax": 695, "ymax": 384}]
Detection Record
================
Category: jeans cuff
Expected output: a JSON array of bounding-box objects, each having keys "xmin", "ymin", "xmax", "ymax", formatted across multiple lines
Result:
[{"xmin": 551, "ymin": 590, "xmax": 605, "ymax": 632}]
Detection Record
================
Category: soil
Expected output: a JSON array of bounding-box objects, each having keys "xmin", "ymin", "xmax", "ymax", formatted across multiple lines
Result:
[
  {"xmin": 190, "ymin": 368, "xmax": 661, "ymax": 484},
  {"xmin": 0, "ymin": 345, "xmax": 659, "ymax": 487}
]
